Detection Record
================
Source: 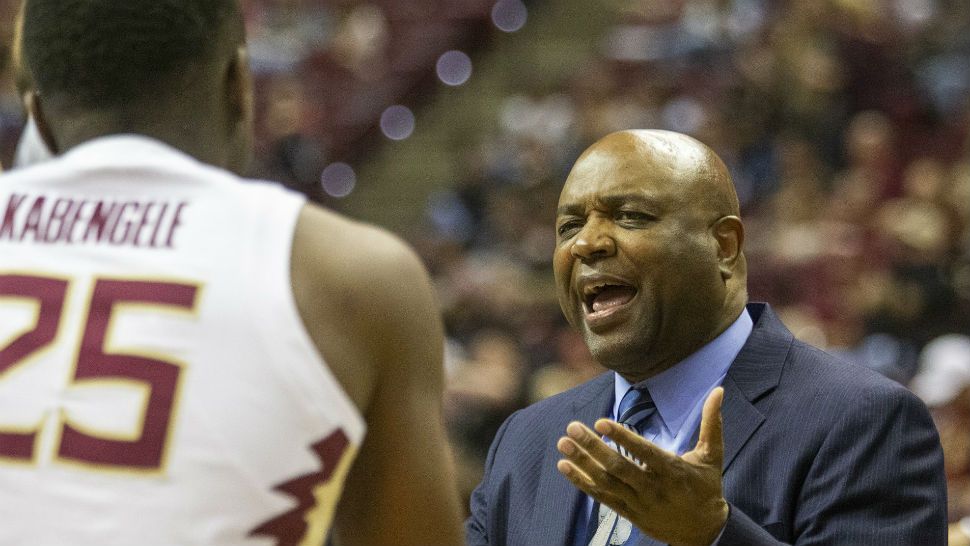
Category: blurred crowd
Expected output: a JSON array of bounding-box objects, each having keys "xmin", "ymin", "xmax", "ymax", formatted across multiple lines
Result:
[
  {"xmin": 0, "ymin": 0, "xmax": 495, "ymax": 189},
  {"xmin": 1, "ymin": 0, "xmax": 969, "ymax": 534},
  {"xmin": 241, "ymin": 0, "xmax": 495, "ymax": 198}
]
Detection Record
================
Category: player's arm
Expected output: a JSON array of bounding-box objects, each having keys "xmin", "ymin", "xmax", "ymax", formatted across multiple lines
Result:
[
  {"xmin": 333, "ymin": 232, "xmax": 463, "ymax": 546},
  {"xmin": 292, "ymin": 205, "xmax": 464, "ymax": 546}
]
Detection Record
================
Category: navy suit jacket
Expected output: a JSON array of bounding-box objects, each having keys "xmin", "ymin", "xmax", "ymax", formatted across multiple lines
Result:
[{"xmin": 465, "ymin": 303, "xmax": 947, "ymax": 545}]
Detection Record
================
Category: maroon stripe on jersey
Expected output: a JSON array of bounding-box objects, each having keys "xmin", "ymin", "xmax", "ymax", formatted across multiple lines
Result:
[{"xmin": 249, "ymin": 429, "xmax": 351, "ymax": 542}]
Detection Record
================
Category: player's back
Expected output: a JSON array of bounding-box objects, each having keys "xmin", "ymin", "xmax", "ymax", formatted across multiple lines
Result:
[{"xmin": 0, "ymin": 135, "xmax": 364, "ymax": 545}]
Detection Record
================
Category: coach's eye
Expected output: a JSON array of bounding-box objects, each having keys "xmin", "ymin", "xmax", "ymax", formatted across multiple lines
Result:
[
  {"xmin": 615, "ymin": 210, "xmax": 654, "ymax": 226},
  {"xmin": 557, "ymin": 220, "xmax": 583, "ymax": 238}
]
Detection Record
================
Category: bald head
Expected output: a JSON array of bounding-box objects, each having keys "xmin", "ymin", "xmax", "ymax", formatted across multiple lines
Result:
[
  {"xmin": 554, "ymin": 130, "xmax": 747, "ymax": 380},
  {"xmin": 575, "ymin": 130, "xmax": 740, "ymax": 218}
]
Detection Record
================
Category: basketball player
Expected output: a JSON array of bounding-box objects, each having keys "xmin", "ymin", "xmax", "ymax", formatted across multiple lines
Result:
[{"xmin": 0, "ymin": 1, "xmax": 463, "ymax": 545}]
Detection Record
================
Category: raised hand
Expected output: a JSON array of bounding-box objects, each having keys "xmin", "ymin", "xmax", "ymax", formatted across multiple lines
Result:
[{"xmin": 556, "ymin": 387, "xmax": 729, "ymax": 546}]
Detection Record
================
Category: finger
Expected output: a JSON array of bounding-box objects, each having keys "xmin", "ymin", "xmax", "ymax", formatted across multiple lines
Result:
[
  {"xmin": 556, "ymin": 454, "xmax": 594, "ymax": 486},
  {"xmin": 694, "ymin": 387, "xmax": 724, "ymax": 465},
  {"xmin": 561, "ymin": 423, "xmax": 641, "ymax": 490},
  {"xmin": 557, "ymin": 436, "xmax": 606, "ymax": 475},
  {"xmin": 594, "ymin": 419, "xmax": 677, "ymax": 468},
  {"xmin": 556, "ymin": 459, "xmax": 630, "ymax": 512},
  {"xmin": 566, "ymin": 422, "xmax": 636, "ymax": 470}
]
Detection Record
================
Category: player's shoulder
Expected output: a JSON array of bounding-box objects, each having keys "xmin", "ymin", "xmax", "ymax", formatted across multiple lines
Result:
[
  {"xmin": 290, "ymin": 201, "xmax": 437, "ymax": 350},
  {"xmin": 296, "ymin": 201, "xmax": 404, "ymax": 249},
  {"xmin": 294, "ymin": 201, "xmax": 426, "ymax": 287}
]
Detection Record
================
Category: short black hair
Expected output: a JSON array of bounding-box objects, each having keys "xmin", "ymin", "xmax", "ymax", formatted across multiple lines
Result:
[{"xmin": 22, "ymin": 0, "xmax": 243, "ymax": 109}]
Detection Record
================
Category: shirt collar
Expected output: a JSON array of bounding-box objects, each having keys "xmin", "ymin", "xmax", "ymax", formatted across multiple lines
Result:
[{"xmin": 613, "ymin": 308, "xmax": 753, "ymax": 434}]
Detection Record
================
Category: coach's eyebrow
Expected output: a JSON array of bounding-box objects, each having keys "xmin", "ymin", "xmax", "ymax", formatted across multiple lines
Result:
[
  {"xmin": 556, "ymin": 193, "xmax": 662, "ymax": 216},
  {"xmin": 599, "ymin": 193, "xmax": 661, "ymax": 209},
  {"xmin": 556, "ymin": 203, "xmax": 585, "ymax": 216}
]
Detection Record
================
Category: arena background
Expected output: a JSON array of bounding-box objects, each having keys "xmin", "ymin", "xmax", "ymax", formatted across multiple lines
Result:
[{"xmin": 1, "ymin": 0, "xmax": 968, "ymax": 527}]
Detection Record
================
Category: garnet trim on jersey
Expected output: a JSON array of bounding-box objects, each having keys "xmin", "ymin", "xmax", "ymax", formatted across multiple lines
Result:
[{"xmin": 249, "ymin": 429, "xmax": 351, "ymax": 544}]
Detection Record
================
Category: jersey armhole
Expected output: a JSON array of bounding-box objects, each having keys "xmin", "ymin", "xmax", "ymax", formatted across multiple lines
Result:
[{"xmin": 244, "ymin": 185, "xmax": 367, "ymax": 444}]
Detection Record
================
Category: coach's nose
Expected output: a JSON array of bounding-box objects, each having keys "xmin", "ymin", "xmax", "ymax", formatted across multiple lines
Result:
[{"xmin": 570, "ymin": 219, "xmax": 615, "ymax": 262}]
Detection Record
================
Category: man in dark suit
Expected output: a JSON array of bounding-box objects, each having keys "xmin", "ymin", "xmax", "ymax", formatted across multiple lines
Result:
[{"xmin": 465, "ymin": 130, "xmax": 946, "ymax": 545}]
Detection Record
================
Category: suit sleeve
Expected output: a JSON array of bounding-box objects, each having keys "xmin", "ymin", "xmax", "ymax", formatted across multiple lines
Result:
[
  {"xmin": 465, "ymin": 411, "xmax": 517, "ymax": 546},
  {"xmin": 718, "ymin": 383, "xmax": 947, "ymax": 545}
]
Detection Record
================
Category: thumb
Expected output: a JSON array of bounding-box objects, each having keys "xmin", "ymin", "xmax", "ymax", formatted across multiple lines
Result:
[{"xmin": 694, "ymin": 386, "xmax": 724, "ymax": 466}]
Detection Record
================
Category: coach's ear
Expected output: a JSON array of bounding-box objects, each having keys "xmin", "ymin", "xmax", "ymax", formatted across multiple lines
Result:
[
  {"xmin": 25, "ymin": 91, "xmax": 59, "ymax": 155},
  {"xmin": 712, "ymin": 215, "xmax": 744, "ymax": 280}
]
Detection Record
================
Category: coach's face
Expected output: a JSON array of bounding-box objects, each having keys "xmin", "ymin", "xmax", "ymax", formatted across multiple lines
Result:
[{"xmin": 553, "ymin": 131, "xmax": 732, "ymax": 382}]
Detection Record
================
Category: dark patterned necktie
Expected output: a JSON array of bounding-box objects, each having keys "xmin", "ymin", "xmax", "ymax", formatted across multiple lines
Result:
[
  {"xmin": 617, "ymin": 385, "xmax": 656, "ymax": 435},
  {"xmin": 588, "ymin": 386, "xmax": 656, "ymax": 546}
]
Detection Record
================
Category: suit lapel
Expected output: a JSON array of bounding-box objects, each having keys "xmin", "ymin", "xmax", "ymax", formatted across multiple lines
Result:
[
  {"xmin": 720, "ymin": 375, "xmax": 766, "ymax": 472},
  {"xmin": 528, "ymin": 373, "xmax": 614, "ymax": 546},
  {"xmin": 720, "ymin": 303, "xmax": 792, "ymax": 472}
]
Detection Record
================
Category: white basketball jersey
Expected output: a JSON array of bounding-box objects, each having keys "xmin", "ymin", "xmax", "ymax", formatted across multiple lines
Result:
[{"xmin": 0, "ymin": 135, "xmax": 366, "ymax": 546}]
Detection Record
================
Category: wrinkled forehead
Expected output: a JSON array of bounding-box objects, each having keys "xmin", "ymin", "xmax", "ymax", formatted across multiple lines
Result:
[{"xmin": 559, "ymin": 131, "xmax": 712, "ymax": 207}]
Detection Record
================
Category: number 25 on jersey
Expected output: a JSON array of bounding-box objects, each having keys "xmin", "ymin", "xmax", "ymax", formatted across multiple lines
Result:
[{"xmin": 0, "ymin": 273, "xmax": 199, "ymax": 472}]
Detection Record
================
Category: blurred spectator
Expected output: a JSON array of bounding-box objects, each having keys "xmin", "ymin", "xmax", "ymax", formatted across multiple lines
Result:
[
  {"xmin": 246, "ymin": 0, "xmax": 334, "ymax": 75},
  {"xmin": 444, "ymin": 328, "xmax": 527, "ymax": 504},
  {"xmin": 910, "ymin": 334, "xmax": 970, "ymax": 540},
  {"xmin": 328, "ymin": 3, "xmax": 389, "ymax": 81},
  {"xmin": 253, "ymin": 75, "xmax": 328, "ymax": 195},
  {"xmin": 528, "ymin": 328, "xmax": 603, "ymax": 403},
  {"xmin": 866, "ymin": 157, "xmax": 963, "ymax": 343}
]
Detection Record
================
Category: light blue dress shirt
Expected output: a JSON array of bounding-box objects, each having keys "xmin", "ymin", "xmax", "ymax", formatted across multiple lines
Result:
[{"xmin": 575, "ymin": 308, "xmax": 753, "ymax": 545}]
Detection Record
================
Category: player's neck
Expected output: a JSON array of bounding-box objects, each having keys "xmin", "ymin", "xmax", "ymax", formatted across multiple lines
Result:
[{"xmin": 42, "ymin": 101, "xmax": 236, "ymax": 171}]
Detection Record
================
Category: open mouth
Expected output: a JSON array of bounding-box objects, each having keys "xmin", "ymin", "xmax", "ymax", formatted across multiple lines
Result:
[{"xmin": 582, "ymin": 282, "xmax": 637, "ymax": 317}]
